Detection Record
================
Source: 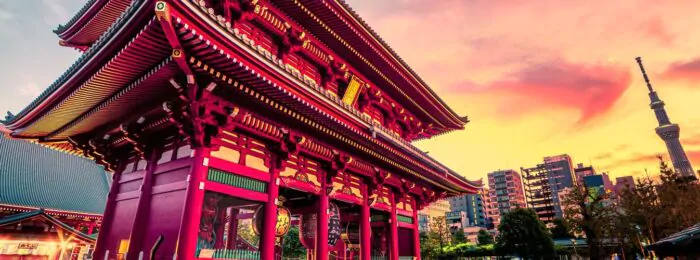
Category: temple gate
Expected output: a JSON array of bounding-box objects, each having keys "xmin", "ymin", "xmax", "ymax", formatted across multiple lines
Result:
[{"xmin": 2, "ymin": 0, "xmax": 482, "ymax": 259}]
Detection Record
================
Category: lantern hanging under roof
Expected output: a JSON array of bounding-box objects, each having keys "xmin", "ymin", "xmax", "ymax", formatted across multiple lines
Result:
[
  {"xmin": 299, "ymin": 202, "xmax": 342, "ymax": 249},
  {"xmin": 342, "ymin": 221, "xmax": 361, "ymax": 251},
  {"xmin": 252, "ymin": 197, "xmax": 291, "ymax": 238}
]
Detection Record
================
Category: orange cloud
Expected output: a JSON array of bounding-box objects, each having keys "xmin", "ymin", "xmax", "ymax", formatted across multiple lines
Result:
[
  {"xmin": 682, "ymin": 133, "xmax": 700, "ymax": 146},
  {"xmin": 451, "ymin": 60, "xmax": 632, "ymax": 124},
  {"xmin": 605, "ymin": 153, "xmax": 664, "ymax": 169},
  {"xmin": 686, "ymin": 150, "xmax": 700, "ymax": 166},
  {"xmin": 593, "ymin": 152, "xmax": 613, "ymax": 160}
]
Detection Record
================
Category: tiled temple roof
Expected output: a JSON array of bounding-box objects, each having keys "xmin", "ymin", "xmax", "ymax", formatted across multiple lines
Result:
[
  {"xmin": 0, "ymin": 134, "xmax": 110, "ymax": 214},
  {"xmin": 1, "ymin": 0, "xmax": 145, "ymax": 129},
  {"xmin": 650, "ymin": 223, "xmax": 700, "ymax": 248},
  {"xmin": 0, "ymin": 209, "xmax": 96, "ymax": 242},
  {"xmin": 53, "ymin": 0, "xmax": 101, "ymax": 35},
  {"xmin": 334, "ymin": 0, "xmax": 467, "ymax": 126}
]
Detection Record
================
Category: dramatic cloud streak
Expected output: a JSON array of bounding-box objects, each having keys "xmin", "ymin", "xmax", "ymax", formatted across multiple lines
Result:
[
  {"xmin": 605, "ymin": 153, "xmax": 663, "ymax": 169},
  {"xmin": 0, "ymin": 1, "xmax": 698, "ymax": 182},
  {"xmin": 450, "ymin": 60, "xmax": 632, "ymax": 124},
  {"xmin": 662, "ymin": 57, "xmax": 700, "ymax": 83}
]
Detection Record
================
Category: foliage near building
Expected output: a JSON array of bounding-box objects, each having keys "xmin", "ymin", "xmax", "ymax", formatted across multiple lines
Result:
[
  {"xmin": 558, "ymin": 157, "xmax": 700, "ymax": 259},
  {"xmin": 282, "ymin": 226, "xmax": 306, "ymax": 258},
  {"xmin": 477, "ymin": 230, "xmax": 494, "ymax": 245},
  {"xmin": 451, "ymin": 228, "xmax": 467, "ymax": 244},
  {"xmin": 549, "ymin": 218, "xmax": 573, "ymax": 239},
  {"xmin": 495, "ymin": 208, "xmax": 555, "ymax": 259}
]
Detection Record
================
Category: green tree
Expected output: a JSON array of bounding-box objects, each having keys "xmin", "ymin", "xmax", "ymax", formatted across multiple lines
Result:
[
  {"xmin": 419, "ymin": 231, "xmax": 441, "ymax": 259},
  {"xmin": 429, "ymin": 216, "xmax": 450, "ymax": 250},
  {"xmin": 477, "ymin": 229, "xmax": 494, "ymax": 245},
  {"xmin": 562, "ymin": 182, "xmax": 616, "ymax": 259},
  {"xmin": 282, "ymin": 226, "xmax": 305, "ymax": 258},
  {"xmin": 451, "ymin": 227, "xmax": 467, "ymax": 244},
  {"xmin": 549, "ymin": 218, "xmax": 572, "ymax": 239},
  {"xmin": 495, "ymin": 208, "xmax": 555, "ymax": 259},
  {"xmin": 237, "ymin": 219, "xmax": 259, "ymax": 246},
  {"xmin": 619, "ymin": 157, "xmax": 700, "ymax": 243}
]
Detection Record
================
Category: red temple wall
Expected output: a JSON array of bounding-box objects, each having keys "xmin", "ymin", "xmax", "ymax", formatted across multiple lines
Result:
[
  {"xmin": 398, "ymin": 228, "xmax": 414, "ymax": 256},
  {"xmin": 104, "ymin": 197, "xmax": 138, "ymax": 256},
  {"xmin": 100, "ymin": 166, "xmax": 145, "ymax": 255},
  {"xmin": 142, "ymin": 158, "xmax": 191, "ymax": 258}
]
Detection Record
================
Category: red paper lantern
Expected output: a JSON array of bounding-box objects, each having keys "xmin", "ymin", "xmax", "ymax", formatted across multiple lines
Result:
[{"xmin": 299, "ymin": 202, "xmax": 342, "ymax": 249}]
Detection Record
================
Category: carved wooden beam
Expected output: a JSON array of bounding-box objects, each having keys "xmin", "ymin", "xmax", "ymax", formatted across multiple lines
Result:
[
  {"xmin": 68, "ymin": 135, "xmax": 119, "ymax": 171},
  {"xmin": 268, "ymin": 127, "xmax": 304, "ymax": 169},
  {"xmin": 322, "ymin": 150, "xmax": 352, "ymax": 189},
  {"xmin": 320, "ymin": 56, "xmax": 349, "ymax": 89},
  {"xmin": 119, "ymin": 116, "xmax": 148, "ymax": 158},
  {"xmin": 277, "ymin": 23, "xmax": 306, "ymax": 60}
]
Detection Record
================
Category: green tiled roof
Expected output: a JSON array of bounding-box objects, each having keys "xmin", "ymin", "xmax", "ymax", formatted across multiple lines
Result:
[
  {"xmin": 0, "ymin": 209, "xmax": 96, "ymax": 242},
  {"xmin": 0, "ymin": 135, "xmax": 110, "ymax": 214}
]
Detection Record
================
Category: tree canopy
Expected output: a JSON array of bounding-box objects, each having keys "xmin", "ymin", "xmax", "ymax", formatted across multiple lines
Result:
[
  {"xmin": 282, "ymin": 226, "xmax": 305, "ymax": 258},
  {"xmin": 557, "ymin": 157, "xmax": 700, "ymax": 259},
  {"xmin": 451, "ymin": 227, "xmax": 467, "ymax": 244},
  {"xmin": 549, "ymin": 218, "xmax": 572, "ymax": 239},
  {"xmin": 495, "ymin": 208, "xmax": 555, "ymax": 259},
  {"xmin": 477, "ymin": 229, "xmax": 494, "ymax": 245}
]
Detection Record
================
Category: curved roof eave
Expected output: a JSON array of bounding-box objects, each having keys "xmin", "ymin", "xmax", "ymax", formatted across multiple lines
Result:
[
  {"xmin": 331, "ymin": 0, "xmax": 466, "ymax": 128},
  {"xmin": 5, "ymin": 0, "xmax": 149, "ymax": 132},
  {"xmin": 54, "ymin": 0, "xmax": 105, "ymax": 37},
  {"xmin": 0, "ymin": 210, "xmax": 96, "ymax": 242}
]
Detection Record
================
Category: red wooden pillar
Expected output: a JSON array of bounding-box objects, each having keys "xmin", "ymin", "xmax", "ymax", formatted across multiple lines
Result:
[
  {"xmin": 92, "ymin": 162, "xmax": 125, "ymax": 259},
  {"xmin": 260, "ymin": 166, "xmax": 281, "ymax": 260},
  {"xmin": 176, "ymin": 147, "xmax": 210, "ymax": 259},
  {"xmin": 226, "ymin": 208, "xmax": 240, "ymax": 249},
  {"xmin": 389, "ymin": 193, "xmax": 399, "ymax": 260},
  {"xmin": 412, "ymin": 200, "xmax": 421, "ymax": 260},
  {"xmin": 87, "ymin": 223, "xmax": 95, "ymax": 236},
  {"xmin": 316, "ymin": 177, "xmax": 329, "ymax": 260},
  {"xmin": 126, "ymin": 149, "xmax": 160, "ymax": 260},
  {"xmin": 360, "ymin": 187, "xmax": 371, "ymax": 260},
  {"xmin": 214, "ymin": 206, "xmax": 227, "ymax": 248}
]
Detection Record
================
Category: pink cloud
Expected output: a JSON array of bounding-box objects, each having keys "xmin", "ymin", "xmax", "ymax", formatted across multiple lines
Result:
[
  {"xmin": 449, "ymin": 60, "xmax": 632, "ymax": 124},
  {"xmin": 661, "ymin": 57, "xmax": 700, "ymax": 82},
  {"xmin": 641, "ymin": 16, "xmax": 676, "ymax": 46}
]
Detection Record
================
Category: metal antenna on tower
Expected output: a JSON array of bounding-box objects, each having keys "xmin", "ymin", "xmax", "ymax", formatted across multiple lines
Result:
[{"xmin": 635, "ymin": 57, "xmax": 655, "ymax": 93}]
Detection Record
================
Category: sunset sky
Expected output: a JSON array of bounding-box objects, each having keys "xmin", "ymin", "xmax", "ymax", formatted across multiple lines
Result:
[{"xmin": 1, "ymin": 0, "xmax": 699, "ymax": 182}]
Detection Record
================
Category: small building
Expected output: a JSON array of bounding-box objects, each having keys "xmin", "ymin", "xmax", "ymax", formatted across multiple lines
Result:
[
  {"xmin": 613, "ymin": 176, "xmax": 636, "ymax": 195},
  {"xmin": 522, "ymin": 154, "xmax": 576, "ymax": 222},
  {"xmin": 0, "ymin": 210, "xmax": 97, "ymax": 259},
  {"xmin": 648, "ymin": 223, "xmax": 700, "ymax": 258},
  {"xmin": 447, "ymin": 188, "xmax": 492, "ymax": 228},
  {"xmin": 418, "ymin": 199, "xmax": 452, "ymax": 232},
  {"xmin": 463, "ymin": 226, "xmax": 487, "ymax": 244},
  {"xmin": 0, "ymin": 133, "xmax": 109, "ymax": 259},
  {"xmin": 445, "ymin": 211, "xmax": 467, "ymax": 232},
  {"xmin": 487, "ymin": 170, "xmax": 526, "ymax": 227}
]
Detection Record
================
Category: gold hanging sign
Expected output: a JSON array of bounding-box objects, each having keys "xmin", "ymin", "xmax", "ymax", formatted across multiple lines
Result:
[{"xmin": 341, "ymin": 75, "xmax": 364, "ymax": 106}]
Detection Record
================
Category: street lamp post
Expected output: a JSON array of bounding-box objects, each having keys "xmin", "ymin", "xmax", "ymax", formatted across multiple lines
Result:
[{"xmin": 571, "ymin": 238, "xmax": 578, "ymax": 260}]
